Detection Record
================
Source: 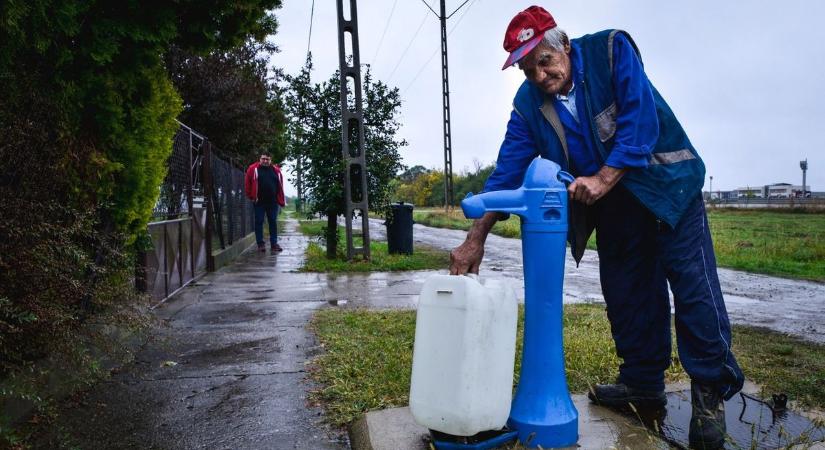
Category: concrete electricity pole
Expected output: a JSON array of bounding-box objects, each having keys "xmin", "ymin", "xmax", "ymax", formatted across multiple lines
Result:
[
  {"xmin": 336, "ymin": 0, "xmax": 371, "ymax": 260},
  {"xmin": 422, "ymin": 0, "xmax": 470, "ymax": 209}
]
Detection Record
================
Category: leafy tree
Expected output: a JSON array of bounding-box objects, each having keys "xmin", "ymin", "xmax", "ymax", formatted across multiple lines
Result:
[
  {"xmin": 393, "ymin": 162, "xmax": 496, "ymax": 207},
  {"xmin": 283, "ymin": 57, "xmax": 406, "ymax": 257},
  {"xmin": 395, "ymin": 170, "xmax": 443, "ymax": 207},
  {"xmin": 166, "ymin": 40, "xmax": 287, "ymax": 164},
  {"xmin": 454, "ymin": 161, "xmax": 496, "ymax": 202},
  {"xmin": 0, "ymin": 2, "xmax": 283, "ymax": 436},
  {"xmin": 399, "ymin": 165, "xmax": 430, "ymax": 183},
  {"xmin": 0, "ymin": 0, "xmax": 282, "ymax": 239},
  {"xmin": 280, "ymin": 56, "xmax": 318, "ymax": 212}
]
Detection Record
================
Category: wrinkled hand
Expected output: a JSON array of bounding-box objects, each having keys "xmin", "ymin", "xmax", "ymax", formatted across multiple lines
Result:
[
  {"xmin": 449, "ymin": 238, "xmax": 485, "ymax": 275},
  {"xmin": 567, "ymin": 175, "xmax": 611, "ymax": 205}
]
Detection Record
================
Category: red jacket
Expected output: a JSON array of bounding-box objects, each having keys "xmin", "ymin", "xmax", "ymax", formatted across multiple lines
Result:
[{"xmin": 244, "ymin": 162, "xmax": 286, "ymax": 207}]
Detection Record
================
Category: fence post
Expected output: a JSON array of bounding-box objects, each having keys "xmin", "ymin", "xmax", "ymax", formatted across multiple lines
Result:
[
  {"xmin": 163, "ymin": 222, "xmax": 169, "ymax": 299},
  {"xmin": 178, "ymin": 219, "xmax": 184, "ymax": 288},
  {"xmin": 203, "ymin": 140, "xmax": 215, "ymax": 272},
  {"xmin": 227, "ymin": 162, "xmax": 235, "ymax": 245},
  {"xmin": 187, "ymin": 129, "xmax": 196, "ymax": 280}
]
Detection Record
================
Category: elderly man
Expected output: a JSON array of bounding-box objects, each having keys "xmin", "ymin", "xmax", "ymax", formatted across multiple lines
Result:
[{"xmin": 449, "ymin": 6, "xmax": 743, "ymax": 449}]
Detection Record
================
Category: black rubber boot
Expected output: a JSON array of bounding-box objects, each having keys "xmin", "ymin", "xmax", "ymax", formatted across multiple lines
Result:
[
  {"xmin": 688, "ymin": 381, "xmax": 726, "ymax": 449},
  {"xmin": 587, "ymin": 382, "xmax": 667, "ymax": 408}
]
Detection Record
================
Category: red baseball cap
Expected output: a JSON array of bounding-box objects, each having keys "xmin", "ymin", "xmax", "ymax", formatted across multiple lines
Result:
[{"xmin": 502, "ymin": 6, "xmax": 557, "ymax": 70}]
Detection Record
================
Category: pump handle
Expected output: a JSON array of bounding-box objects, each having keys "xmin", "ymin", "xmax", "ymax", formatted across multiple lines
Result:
[{"xmin": 557, "ymin": 171, "xmax": 575, "ymax": 185}]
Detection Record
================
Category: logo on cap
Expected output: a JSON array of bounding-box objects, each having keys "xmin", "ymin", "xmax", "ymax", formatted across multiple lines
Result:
[
  {"xmin": 502, "ymin": 6, "xmax": 557, "ymax": 70},
  {"xmin": 517, "ymin": 28, "xmax": 535, "ymax": 43}
]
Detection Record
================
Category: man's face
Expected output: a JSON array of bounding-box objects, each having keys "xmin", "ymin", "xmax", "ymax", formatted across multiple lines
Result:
[
  {"xmin": 259, "ymin": 155, "xmax": 271, "ymax": 166},
  {"xmin": 519, "ymin": 43, "xmax": 572, "ymax": 95}
]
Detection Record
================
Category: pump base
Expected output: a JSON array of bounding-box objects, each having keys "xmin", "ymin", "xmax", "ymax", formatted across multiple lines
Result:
[
  {"xmin": 507, "ymin": 417, "xmax": 578, "ymax": 449},
  {"xmin": 430, "ymin": 428, "xmax": 518, "ymax": 450}
]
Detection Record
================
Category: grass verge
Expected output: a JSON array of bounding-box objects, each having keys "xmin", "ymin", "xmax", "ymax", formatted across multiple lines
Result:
[
  {"xmin": 413, "ymin": 208, "xmax": 825, "ymax": 281},
  {"xmin": 413, "ymin": 209, "xmax": 523, "ymax": 238},
  {"xmin": 298, "ymin": 220, "xmax": 449, "ymax": 272},
  {"xmin": 309, "ymin": 304, "xmax": 825, "ymax": 427},
  {"xmin": 706, "ymin": 208, "xmax": 825, "ymax": 281}
]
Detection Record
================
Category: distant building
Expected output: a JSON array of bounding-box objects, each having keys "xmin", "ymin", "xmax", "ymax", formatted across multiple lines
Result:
[
  {"xmin": 707, "ymin": 190, "xmax": 735, "ymax": 200},
  {"xmin": 735, "ymin": 186, "xmax": 765, "ymax": 198},
  {"xmin": 734, "ymin": 183, "xmax": 810, "ymax": 198}
]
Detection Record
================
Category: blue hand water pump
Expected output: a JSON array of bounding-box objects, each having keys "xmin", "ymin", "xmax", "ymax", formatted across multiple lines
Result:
[{"xmin": 462, "ymin": 157, "xmax": 578, "ymax": 449}]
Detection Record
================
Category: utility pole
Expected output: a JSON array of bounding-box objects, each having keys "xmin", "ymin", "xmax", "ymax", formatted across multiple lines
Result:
[
  {"xmin": 336, "ymin": 0, "xmax": 371, "ymax": 260},
  {"xmin": 439, "ymin": 0, "xmax": 454, "ymax": 209},
  {"xmin": 422, "ymin": 0, "xmax": 470, "ymax": 209},
  {"xmin": 800, "ymin": 159, "xmax": 808, "ymax": 198}
]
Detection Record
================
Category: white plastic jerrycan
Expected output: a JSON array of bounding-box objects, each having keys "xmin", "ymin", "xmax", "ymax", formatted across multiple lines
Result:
[{"xmin": 409, "ymin": 274, "xmax": 518, "ymax": 436}]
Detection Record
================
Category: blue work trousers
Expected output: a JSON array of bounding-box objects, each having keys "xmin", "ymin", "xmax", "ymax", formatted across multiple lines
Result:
[
  {"xmin": 254, "ymin": 202, "xmax": 279, "ymax": 246},
  {"xmin": 594, "ymin": 186, "xmax": 744, "ymax": 399}
]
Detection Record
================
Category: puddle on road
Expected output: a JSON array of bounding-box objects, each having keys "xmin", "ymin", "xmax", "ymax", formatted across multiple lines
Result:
[
  {"xmin": 246, "ymin": 288, "xmax": 276, "ymax": 294},
  {"xmin": 723, "ymin": 294, "xmax": 759, "ymax": 305},
  {"xmin": 182, "ymin": 336, "xmax": 282, "ymax": 363}
]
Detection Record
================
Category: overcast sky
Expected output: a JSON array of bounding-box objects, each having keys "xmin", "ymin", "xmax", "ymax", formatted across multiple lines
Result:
[{"xmin": 270, "ymin": 0, "xmax": 825, "ymax": 196}]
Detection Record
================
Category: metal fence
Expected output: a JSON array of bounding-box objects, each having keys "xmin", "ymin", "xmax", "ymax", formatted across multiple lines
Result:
[
  {"xmin": 207, "ymin": 149, "xmax": 254, "ymax": 252},
  {"xmin": 138, "ymin": 122, "xmax": 254, "ymax": 304},
  {"xmin": 708, "ymin": 197, "xmax": 825, "ymax": 209}
]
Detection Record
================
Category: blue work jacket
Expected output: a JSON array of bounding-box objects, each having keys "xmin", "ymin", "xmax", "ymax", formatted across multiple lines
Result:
[{"xmin": 485, "ymin": 30, "xmax": 706, "ymax": 262}]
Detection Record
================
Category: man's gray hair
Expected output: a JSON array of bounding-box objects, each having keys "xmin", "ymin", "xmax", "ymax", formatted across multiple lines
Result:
[
  {"xmin": 541, "ymin": 27, "xmax": 568, "ymax": 52},
  {"xmin": 516, "ymin": 28, "xmax": 569, "ymax": 69}
]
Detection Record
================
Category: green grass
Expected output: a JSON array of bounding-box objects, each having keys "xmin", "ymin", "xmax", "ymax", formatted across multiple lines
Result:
[
  {"xmin": 298, "ymin": 220, "xmax": 449, "ymax": 272},
  {"xmin": 732, "ymin": 325, "xmax": 825, "ymax": 407},
  {"xmin": 414, "ymin": 208, "xmax": 825, "ymax": 281},
  {"xmin": 309, "ymin": 304, "xmax": 825, "ymax": 427},
  {"xmin": 706, "ymin": 208, "xmax": 825, "ymax": 281},
  {"xmin": 413, "ymin": 208, "xmax": 523, "ymax": 239},
  {"xmin": 310, "ymin": 304, "xmax": 681, "ymax": 426}
]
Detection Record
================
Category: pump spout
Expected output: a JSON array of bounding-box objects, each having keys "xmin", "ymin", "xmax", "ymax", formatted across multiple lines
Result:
[
  {"xmin": 461, "ymin": 190, "xmax": 527, "ymax": 219},
  {"xmin": 460, "ymin": 158, "xmax": 573, "ymax": 224}
]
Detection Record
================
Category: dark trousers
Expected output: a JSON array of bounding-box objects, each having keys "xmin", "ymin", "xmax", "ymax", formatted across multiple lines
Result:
[
  {"xmin": 593, "ymin": 186, "xmax": 744, "ymax": 399},
  {"xmin": 254, "ymin": 202, "xmax": 279, "ymax": 246}
]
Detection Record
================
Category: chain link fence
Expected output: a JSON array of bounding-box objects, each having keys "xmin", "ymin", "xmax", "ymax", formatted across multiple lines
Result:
[
  {"xmin": 208, "ymin": 150, "xmax": 254, "ymax": 251},
  {"xmin": 152, "ymin": 126, "xmax": 200, "ymax": 220},
  {"xmin": 139, "ymin": 122, "xmax": 255, "ymax": 303}
]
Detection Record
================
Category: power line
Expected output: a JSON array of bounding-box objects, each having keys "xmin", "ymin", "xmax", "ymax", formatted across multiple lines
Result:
[
  {"xmin": 447, "ymin": 0, "xmax": 471, "ymax": 19},
  {"xmin": 402, "ymin": 0, "xmax": 478, "ymax": 94},
  {"xmin": 420, "ymin": 0, "xmax": 438, "ymax": 17},
  {"xmin": 306, "ymin": 0, "xmax": 316, "ymax": 56},
  {"xmin": 371, "ymin": 0, "xmax": 399, "ymax": 63},
  {"xmin": 386, "ymin": 8, "xmax": 431, "ymax": 82}
]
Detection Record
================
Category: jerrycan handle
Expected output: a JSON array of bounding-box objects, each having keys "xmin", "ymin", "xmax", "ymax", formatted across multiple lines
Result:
[
  {"xmin": 557, "ymin": 170, "xmax": 575, "ymax": 185},
  {"xmin": 437, "ymin": 273, "xmax": 478, "ymax": 294}
]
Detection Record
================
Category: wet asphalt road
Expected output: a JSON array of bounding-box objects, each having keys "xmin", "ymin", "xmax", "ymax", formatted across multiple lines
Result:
[
  {"xmin": 366, "ymin": 218, "xmax": 825, "ymax": 344},
  {"xmin": 37, "ymin": 221, "xmax": 347, "ymax": 449}
]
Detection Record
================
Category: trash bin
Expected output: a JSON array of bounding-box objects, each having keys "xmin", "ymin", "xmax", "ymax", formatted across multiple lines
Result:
[{"xmin": 386, "ymin": 202, "xmax": 414, "ymax": 254}]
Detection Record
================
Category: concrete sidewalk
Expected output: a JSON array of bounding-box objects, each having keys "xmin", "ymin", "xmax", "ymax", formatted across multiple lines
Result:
[{"xmin": 35, "ymin": 219, "xmax": 347, "ymax": 449}]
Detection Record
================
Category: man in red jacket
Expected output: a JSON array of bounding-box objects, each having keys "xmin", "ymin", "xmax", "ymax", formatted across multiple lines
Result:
[{"xmin": 244, "ymin": 153, "xmax": 286, "ymax": 252}]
